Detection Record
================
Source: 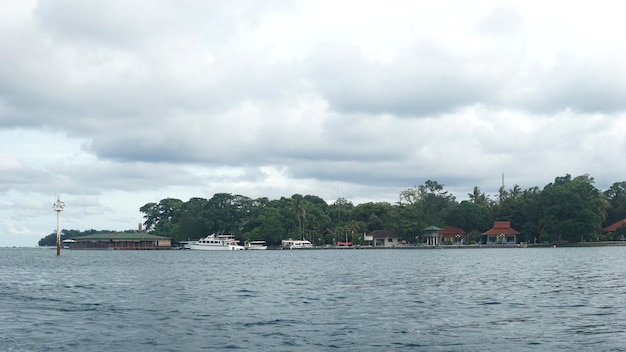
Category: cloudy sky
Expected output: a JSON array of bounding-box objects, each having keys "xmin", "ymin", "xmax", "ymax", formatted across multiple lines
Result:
[{"xmin": 2, "ymin": 1, "xmax": 626, "ymax": 246}]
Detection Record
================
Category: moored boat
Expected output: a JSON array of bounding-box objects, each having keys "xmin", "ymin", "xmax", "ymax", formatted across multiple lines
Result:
[
  {"xmin": 281, "ymin": 239, "xmax": 313, "ymax": 249},
  {"xmin": 244, "ymin": 240, "xmax": 268, "ymax": 250},
  {"xmin": 188, "ymin": 233, "xmax": 244, "ymax": 250},
  {"xmin": 61, "ymin": 239, "xmax": 75, "ymax": 249}
]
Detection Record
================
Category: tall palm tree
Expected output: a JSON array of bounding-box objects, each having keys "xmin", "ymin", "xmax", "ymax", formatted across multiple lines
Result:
[
  {"xmin": 346, "ymin": 220, "xmax": 361, "ymax": 244},
  {"xmin": 291, "ymin": 195, "xmax": 307, "ymax": 239},
  {"xmin": 468, "ymin": 186, "xmax": 489, "ymax": 207},
  {"xmin": 509, "ymin": 185, "xmax": 522, "ymax": 200}
]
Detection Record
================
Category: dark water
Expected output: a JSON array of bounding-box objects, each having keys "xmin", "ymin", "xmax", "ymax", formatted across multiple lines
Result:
[{"xmin": 1, "ymin": 247, "xmax": 626, "ymax": 351}]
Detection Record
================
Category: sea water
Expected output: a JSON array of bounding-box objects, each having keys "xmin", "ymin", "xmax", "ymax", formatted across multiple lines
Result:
[{"xmin": 1, "ymin": 246, "xmax": 625, "ymax": 351}]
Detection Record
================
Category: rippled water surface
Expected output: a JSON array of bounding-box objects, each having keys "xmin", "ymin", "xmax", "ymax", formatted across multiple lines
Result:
[{"xmin": 1, "ymin": 247, "xmax": 626, "ymax": 351}]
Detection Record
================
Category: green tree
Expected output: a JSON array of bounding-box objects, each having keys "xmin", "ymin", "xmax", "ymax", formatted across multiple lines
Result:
[
  {"xmin": 291, "ymin": 194, "xmax": 308, "ymax": 240},
  {"xmin": 139, "ymin": 202, "xmax": 160, "ymax": 231},
  {"xmin": 301, "ymin": 195, "xmax": 332, "ymax": 241},
  {"xmin": 495, "ymin": 184, "xmax": 523, "ymax": 221},
  {"xmin": 245, "ymin": 205, "xmax": 288, "ymax": 246},
  {"xmin": 538, "ymin": 174, "xmax": 606, "ymax": 243},
  {"xmin": 511, "ymin": 186, "xmax": 542, "ymax": 243},
  {"xmin": 139, "ymin": 198, "xmax": 184, "ymax": 237},
  {"xmin": 446, "ymin": 201, "xmax": 493, "ymax": 233},
  {"xmin": 206, "ymin": 193, "xmax": 254, "ymax": 234},
  {"xmin": 329, "ymin": 197, "xmax": 354, "ymax": 224},
  {"xmin": 345, "ymin": 220, "xmax": 365, "ymax": 244},
  {"xmin": 399, "ymin": 180, "xmax": 457, "ymax": 227},
  {"xmin": 604, "ymin": 181, "xmax": 626, "ymax": 226},
  {"xmin": 177, "ymin": 197, "xmax": 211, "ymax": 240},
  {"xmin": 38, "ymin": 229, "xmax": 101, "ymax": 246},
  {"xmin": 468, "ymin": 186, "xmax": 491, "ymax": 207},
  {"xmin": 352, "ymin": 202, "xmax": 393, "ymax": 229},
  {"xmin": 394, "ymin": 204, "xmax": 422, "ymax": 243}
]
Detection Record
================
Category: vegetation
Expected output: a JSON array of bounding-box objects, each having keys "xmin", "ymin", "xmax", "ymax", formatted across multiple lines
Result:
[
  {"xmin": 38, "ymin": 229, "xmax": 131, "ymax": 246},
  {"xmin": 40, "ymin": 174, "xmax": 626, "ymax": 246}
]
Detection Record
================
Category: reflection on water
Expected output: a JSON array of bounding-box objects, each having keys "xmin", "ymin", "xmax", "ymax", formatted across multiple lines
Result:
[{"xmin": 1, "ymin": 247, "xmax": 625, "ymax": 351}]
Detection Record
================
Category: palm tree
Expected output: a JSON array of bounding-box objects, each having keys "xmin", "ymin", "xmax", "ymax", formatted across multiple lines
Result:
[
  {"xmin": 346, "ymin": 220, "xmax": 362, "ymax": 244},
  {"xmin": 291, "ymin": 195, "xmax": 307, "ymax": 239},
  {"xmin": 509, "ymin": 185, "xmax": 522, "ymax": 200},
  {"xmin": 468, "ymin": 186, "xmax": 490, "ymax": 207}
]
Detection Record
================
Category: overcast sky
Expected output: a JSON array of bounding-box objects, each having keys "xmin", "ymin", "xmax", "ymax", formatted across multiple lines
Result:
[{"xmin": 2, "ymin": 1, "xmax": 626, "ymax": 246}]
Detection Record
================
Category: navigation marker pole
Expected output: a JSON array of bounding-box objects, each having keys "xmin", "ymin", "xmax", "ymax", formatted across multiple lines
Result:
[{"xmin": 53, "ymin": 196, "xmax": 65, "ymax": 256}]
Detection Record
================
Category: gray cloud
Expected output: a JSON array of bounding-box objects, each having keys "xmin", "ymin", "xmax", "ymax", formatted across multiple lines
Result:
[
  {"xmin": 309, "ymin": 42, "xmax": 496, "ymax": 116},
  {"xmin": 508, "ymin": 59, "xmax": 626, "ymax": 114}
]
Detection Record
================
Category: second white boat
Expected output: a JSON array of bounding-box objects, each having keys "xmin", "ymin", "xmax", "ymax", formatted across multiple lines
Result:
[
  {"xmin": 244, "ymin": 240, "xmax": 268, "ymax": 250},
  {"xmin": 188, "ymin": 233, "xmax": 244, "ymax": 250}
]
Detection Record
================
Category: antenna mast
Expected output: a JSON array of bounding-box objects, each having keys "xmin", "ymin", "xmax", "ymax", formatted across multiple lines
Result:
[
  {"xmin": 499, "ymin": 173, "xmax": 505, "ymax": 204},
  {"xmin": 53, "ymin": 196, "xmax": 65, "ymax": 256}
]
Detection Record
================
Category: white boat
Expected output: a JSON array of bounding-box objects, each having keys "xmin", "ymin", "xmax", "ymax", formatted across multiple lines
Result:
[
  {"xmin": 61, "ymin": 239, "xmax": 75, "ymax": 249},
  {"xmin": 281, "ymin": 239, "xmax": 313, "ymax": 249},
  {"xmin": 188, "ymin": 234, "xmax": 244, "ymax": 251},
  {"xmin": 244, "ymin": 240, "xmax": 268, "ymax": 250}
]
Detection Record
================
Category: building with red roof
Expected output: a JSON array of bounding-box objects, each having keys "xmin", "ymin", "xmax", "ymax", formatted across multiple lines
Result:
[
  {"xmin": 602, "ymin": 218, "xmax": 626, "ymax": 240},
  {"xmin": 439, "ymin": 226, "xmax": 467, "ymax": 245},
  {"xmin": 602, "ymin": 218, "xmax": 626, "ymax": 233},
  {"xmin": 483, "ymin": 221, "xmax": 519, "ymax": 244}
]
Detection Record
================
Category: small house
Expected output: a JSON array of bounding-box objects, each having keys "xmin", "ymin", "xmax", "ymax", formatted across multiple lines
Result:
[
  {"xmin": 439, "ymin": 226, "xmax": 467, "ymax": 245},
  {"xmin": 602, "ymin": 218, "xmax": 626, "ymax": 240},
  {"xmin": 422, "ymin": 225, "xmax": 442, "ymax": 246},
  {"xmin": 364, "ymin": 230, "xmax": 399, "ymax": 247},
  {"xmin": 483, "ymin": 221, "xmax": 519, "ymax": 244}
]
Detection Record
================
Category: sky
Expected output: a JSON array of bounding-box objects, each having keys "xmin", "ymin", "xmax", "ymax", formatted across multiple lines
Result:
[{"xmin": 2, "ymin": 1, "xmax": 626, "ymax": 246}]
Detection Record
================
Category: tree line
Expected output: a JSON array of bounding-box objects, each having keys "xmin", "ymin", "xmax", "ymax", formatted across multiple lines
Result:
[{"xmin": 40, "ymin": 174, "xmax": 626, "ymax": 247}]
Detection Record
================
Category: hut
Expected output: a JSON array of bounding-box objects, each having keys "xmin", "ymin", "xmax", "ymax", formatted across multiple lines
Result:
[
  {"xmin": 439, "ymin": 226, "xmax": 467, "ymax": 245},
  {"xmin": 364, "ymin": 230, "xmax": 399, "ymax": 247},
  {"xmin": 602, "ymin": 218, "xmax": 626, "ymax": 240},
  {"xmin": 482, "ymin": 221, "xmax": 519, "ymax": 244},
  {"xmin": 422, "ymin": 225, "xmax": 442, "ymax": 246}
]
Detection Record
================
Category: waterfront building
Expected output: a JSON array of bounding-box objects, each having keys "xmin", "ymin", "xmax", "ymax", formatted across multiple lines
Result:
[
  {"xmin": 422, "ymin": 225, "xmax": 442, "ymax": 246},
  {"xmin": 482, "ymin": 222, "xmax": 519, "ymax": 244},
  {"xmin": 602, "ymin": 218, "xmax": 626, "ymax": 240},
  {"xmin": 439, "ymin": 226, "xmax": 467, "ymax": 245},
  {"xmin": 69, "ymin": 232, "xmax": 172, "ymax": 250},
  {"xmin": 364, "ymin": 230, "xmax": 399, "ymax": 247}
]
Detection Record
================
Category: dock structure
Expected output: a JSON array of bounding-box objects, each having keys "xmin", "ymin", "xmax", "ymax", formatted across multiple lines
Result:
[{"xmin": 68, "ymin": 232, "xmax": 172, "ymax": 250}]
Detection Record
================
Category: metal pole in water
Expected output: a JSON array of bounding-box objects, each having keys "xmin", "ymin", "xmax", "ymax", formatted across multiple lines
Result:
[{"xmin": 53, "ymin": 196, "xmax": 65, "ymax": 256}]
